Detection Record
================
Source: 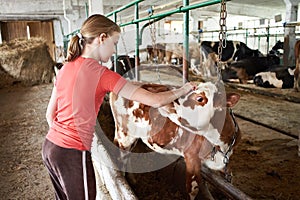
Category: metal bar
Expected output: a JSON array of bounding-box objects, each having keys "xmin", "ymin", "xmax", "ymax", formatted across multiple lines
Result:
[
  {"xmin": 120, "ymin": 0, "xmax": 222, "ymax": 27},
  {"xmin": 85, "ymin": 2, "xmax": 89, "ymax": 18},
  {"xmin": 135, "ymin": 3, "xmax": 140, "ymax": 81},
  {"xmin": 105, "ymin": 0, "xmax": 145, "ymax": 17},
  {"xmin": 183, "ymin": 0, "xmax": 189, "ymax": 84},
  {"xmin": 201, "ymin": 165, "xmax": 253, "ymax": 200}
]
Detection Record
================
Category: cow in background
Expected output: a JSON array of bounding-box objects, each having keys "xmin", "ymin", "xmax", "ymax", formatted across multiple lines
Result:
[
  {"xmin": 253, "ymin": 66, "xmax": 295, "ymax": 89},
  {"xmin": 294, "ymin": 40, "xmax": 300, "ymax": 91},
  {"xmin": 200, "ymin": 40, "xmax": 263, "ymax": 63},
  {"xmin": 110, "ymin": 55, "xmax": 135, "ymax": 79},
  {"xmin": 269, "ymin": 40, "xmax": 284, "ymax": 57},
  {"xmin": 165, "ymin": 43, "xmax": 183, "ymax": 65},
  {"xmin": 146, "ymin": 43, "xmax": 166, "ymax": 64},
  {"xmin": 110, "ymin": 81, "xmax": 241, "ymax": 200},
  {"xmin": 199, "ymin": 40, "xmax": 263, "ymax": 77},
  {"xmin": 228, "ymin": 54, "xmax": 280, "ymax": 84}
]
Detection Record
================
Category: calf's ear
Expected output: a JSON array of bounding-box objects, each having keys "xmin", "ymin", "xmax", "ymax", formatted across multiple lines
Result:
[{"xmin": 226, "ymin": 93, "xmax": 240, "ymax": 107}]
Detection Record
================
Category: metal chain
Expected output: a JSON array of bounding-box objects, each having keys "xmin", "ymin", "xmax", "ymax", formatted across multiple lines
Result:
[
  {"xmin": 119, "ymin": 16, "xmax": 129, "ymax": 56},
  {"xmin": 119, "ymin": 16, "xmax": 133, "ymax": 76},
  {"xmin": 217, "ymin": 0, "xmax": 227, "ymax": 82},
  {"xmin": 149, "ymin": 19, "xmax": 157, "ymax": 62},
  {"xmin": 149, "ymin": 17, "xmax": 161, "ymax": 83}
]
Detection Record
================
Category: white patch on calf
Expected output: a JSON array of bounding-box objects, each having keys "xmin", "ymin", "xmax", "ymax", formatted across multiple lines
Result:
[
  {"xmin": 201, "ymin": 124, "xmax": 223, "ymax": 146},
  {"xmin": 113, "ymin": 97, "xmax": 152, "ymax": 147},
  {"xmin": 142, "ymin": 140, "xmax": 184, "ymax": 156}
]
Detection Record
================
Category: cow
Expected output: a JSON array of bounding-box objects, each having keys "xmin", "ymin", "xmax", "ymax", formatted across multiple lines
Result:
[
  {"xmin": 146, "ymin": 43, "xmax": 166, "ymax": 64},
  {"xmin": 52, "ymin": 62, "xmax": 64, "ymax": 83},
  {"xmin": 253, "ymin": 66, "xmax": 295, "ymax": 89},
  {"xmin": 198, "ymin": 40, "xmax": 264, "ymax": 78},
  {"xmin": 269, "ymin": 40, "xmax": 284, "ymax": 57},
  {"xmin": 294, "ymin": 40, "xmax": 300, "ymax": 91},
  {"xmin": 110, "ymin": 55, "xmax": 135, "ymax": 79},
  {"xmin": 200, "ymin": 40, "xmax": 263, "ymax": 63},
  {"xmin": 227, "ymin": 54, "xmax": 280, "ymax": 84},
  {"xmin": 110, "ymin": 81, "xmax": 241, "ymax": 200}
]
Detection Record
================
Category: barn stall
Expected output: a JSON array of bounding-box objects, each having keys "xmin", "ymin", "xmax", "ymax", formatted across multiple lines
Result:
[{"xmin": 0, "ymin": 0, "xmax": 300, "ymax": 199}]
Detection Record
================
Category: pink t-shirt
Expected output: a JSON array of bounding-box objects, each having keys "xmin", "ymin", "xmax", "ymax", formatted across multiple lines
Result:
[{"xmin": 46, "ymin": 56, "xmax": 127, "ymax": 151}]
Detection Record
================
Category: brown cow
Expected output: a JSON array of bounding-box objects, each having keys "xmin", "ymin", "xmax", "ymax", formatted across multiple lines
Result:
[
  {"xmin": 146, "ymin": 43, "xmax": 166, "ymax": 64},
  {"xmin": 110, "ymin": 82, "xmax": 241, "ymax": 200},
  {"xmin": 294, "ymin": 40, "xmax": 300, "ymax": 91}
]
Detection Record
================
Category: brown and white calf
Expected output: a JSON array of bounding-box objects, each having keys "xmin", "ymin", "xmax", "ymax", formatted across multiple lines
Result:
[{"xmin": 110, "ymin": 82, "xmax": 241, "ymax": 200}]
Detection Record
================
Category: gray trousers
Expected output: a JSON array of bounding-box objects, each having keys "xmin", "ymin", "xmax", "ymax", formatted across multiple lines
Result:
[{"xmin": 42, "ymin": 139, "xmax": 96, "ymax": 200}]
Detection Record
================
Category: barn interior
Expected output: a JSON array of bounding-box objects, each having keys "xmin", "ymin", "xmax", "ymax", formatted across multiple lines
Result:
[{"xmin": 0, "ymin": 0, "xmax": 300, "ymax": 200}]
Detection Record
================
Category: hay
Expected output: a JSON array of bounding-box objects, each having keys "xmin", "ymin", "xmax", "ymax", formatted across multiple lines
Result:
[{"xmin": 0, "ymin": 37, "xmax": 55, "ymax": 88}]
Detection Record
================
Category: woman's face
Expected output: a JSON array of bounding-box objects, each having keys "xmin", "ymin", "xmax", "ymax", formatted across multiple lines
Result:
[{"xmin": 99, "ymin": 31, "xmax": 120, "ymax": 63}]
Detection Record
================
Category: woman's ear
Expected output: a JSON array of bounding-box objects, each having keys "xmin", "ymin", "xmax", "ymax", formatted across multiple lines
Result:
[{"xmin": 99, "ymin": 33, "xmax": 107, "ymax": 44}]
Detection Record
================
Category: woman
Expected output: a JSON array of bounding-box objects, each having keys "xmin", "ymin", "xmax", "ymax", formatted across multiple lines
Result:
[{"xmin": 42, "ymin": 14, "xmax": 195, "ymax": 200}]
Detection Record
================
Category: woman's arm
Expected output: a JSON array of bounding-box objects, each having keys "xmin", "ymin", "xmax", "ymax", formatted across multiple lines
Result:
[
  {"xmin": 118, "ymin": 82, "xmax": 195, "ymax": 108},
  {"xmin": 46, "ymin": 86, "xmax": 58, "ymax": 127}
]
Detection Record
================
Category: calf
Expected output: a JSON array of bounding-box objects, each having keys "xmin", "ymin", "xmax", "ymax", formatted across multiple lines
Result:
[
  {"xmin": 253, "ymin": 66, "xmax": 295, "ymax": 89},
  {"xmin": 294, "ymin": 40, "xmax": 300, "ymax": 91},
  {"xmin": 110, "ymin": 82, "xmax": 241, "ymax": 200}
]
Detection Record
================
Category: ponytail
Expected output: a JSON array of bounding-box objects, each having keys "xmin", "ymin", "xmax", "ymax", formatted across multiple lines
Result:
[{"xmin": 66, "ymin": 34, "xmax": 86, "ymax": 62}]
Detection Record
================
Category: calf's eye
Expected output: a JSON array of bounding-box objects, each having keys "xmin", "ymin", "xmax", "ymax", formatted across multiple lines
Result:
[{"xmin": 196, "ymin": 96, "xmax": 203, "ymax": 102}]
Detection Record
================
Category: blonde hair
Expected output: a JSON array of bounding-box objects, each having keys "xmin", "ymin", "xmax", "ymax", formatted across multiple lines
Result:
[{"xmin": 67, "ymin": 14, "xmax": 121, "ymax": 62}]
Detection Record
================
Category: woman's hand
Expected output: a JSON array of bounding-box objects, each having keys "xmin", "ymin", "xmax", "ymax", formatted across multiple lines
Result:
[{"xmin": 182, "ymin": 82, "xmax": 197, "ymax": 94}]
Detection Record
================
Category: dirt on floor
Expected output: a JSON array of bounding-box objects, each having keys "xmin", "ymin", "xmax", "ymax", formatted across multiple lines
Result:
[{"xmin": 0, "ymin": 82, "xmax": 299, "ymax": 200}]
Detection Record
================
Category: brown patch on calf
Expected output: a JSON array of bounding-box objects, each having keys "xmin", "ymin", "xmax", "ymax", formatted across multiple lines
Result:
[
  {"xmin": 148, "ymin": 116, "xmax": 179, "ymax": 147},
  {"xmin": 183, "ymin": 91, "xmax": 208, "ymax": 109},
  {"xmin": 133, "ymin": 103, "xmax": 150, "ymax": 122},
  {"xmin": 184, "ymin": 135, "xmax": 213, "ymax": 195}
]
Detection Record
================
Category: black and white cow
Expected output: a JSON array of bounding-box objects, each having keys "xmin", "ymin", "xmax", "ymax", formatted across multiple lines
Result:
[
  {"xmin": 269, "ymin": 40, "xmax": 284, "ymax": 57},
  {"xmin": 253, "ymin": 66, "xmax": 295, "ymax": 89},
  {"xmin": 200, "ymin": 40, "xmax": 263, "ymax": 63},
  {"xmin": 110, "ymin": 55, "xmax": 135, "ymax": 78},
  {"xmin": 225, "ymin": 54, "xmax": 280, "ymax": 84},
  {"xmin": 198, "ymin": 40, "xmax": 263, "ymax": 77}
]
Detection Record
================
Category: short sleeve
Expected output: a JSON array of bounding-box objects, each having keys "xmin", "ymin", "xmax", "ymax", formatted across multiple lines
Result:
[{"xmin": 99, "ymin": 68, "xmax": 127, "ymax": 94}]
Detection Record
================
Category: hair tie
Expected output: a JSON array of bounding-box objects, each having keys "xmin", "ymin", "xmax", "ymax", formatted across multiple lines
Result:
[{"xmin": 77, "ymin": 32, "xmax": 83, "ymax": 39}]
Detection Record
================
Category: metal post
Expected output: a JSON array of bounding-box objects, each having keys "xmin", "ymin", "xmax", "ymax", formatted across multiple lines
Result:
[
  {"xmin": 85, "ymin": 2, "xmax": 89, "ymax": 18},
  {"xmin": 183, "ymin": 0, "xmax": 189, "ymax": 84},
  {"xmin": 135, "ymin": 3, "xmax": 140, "ymax": 81},
  {"xmin": 266, "ymin": 25, "xmax": 270, "ymax": 54}
]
